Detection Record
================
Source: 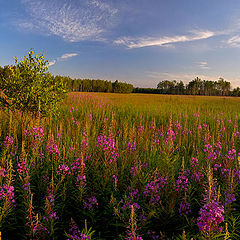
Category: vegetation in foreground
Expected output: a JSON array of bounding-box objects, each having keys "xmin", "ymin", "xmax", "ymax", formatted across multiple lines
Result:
[
  {"xmin": 1, "ymin": 50, "xmax": 240, "ymax": 239},
  {"xmin": 0, "ymin": 92, "xmax": 240, "ymax": 239}
]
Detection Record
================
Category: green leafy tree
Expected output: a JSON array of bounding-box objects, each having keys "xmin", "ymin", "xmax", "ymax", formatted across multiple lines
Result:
[{"xmin": 0, "ymin": 49, "xmax": 67, "ymax": 116}]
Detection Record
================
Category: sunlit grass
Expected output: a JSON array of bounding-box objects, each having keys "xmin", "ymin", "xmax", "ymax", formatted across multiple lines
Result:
[{"xmin": 1, "ymin": 92, "xmax": 240, "ymax": 239}]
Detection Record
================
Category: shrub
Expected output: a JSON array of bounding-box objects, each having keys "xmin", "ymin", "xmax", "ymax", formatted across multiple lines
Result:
[{"xmin": 0, "ymin": 49, "xmax": 67, "ymax": 116}]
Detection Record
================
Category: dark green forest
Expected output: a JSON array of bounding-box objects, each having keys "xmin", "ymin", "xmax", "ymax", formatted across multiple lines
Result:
[
  {"xmin": 0, "ymin": 65, "xmax": 134, "ymax": 94},
  {"xmin": 136, "ymin": 77, "xmax": 240, "ymax": 96},
  {"xmin": 1, "ymin": 65, "xmax": 240, "ymax": 96}
]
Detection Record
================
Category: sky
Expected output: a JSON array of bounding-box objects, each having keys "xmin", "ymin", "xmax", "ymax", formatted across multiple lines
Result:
[{"xmin": 2, "ymin": 0, "xmax": 240, "ymax": 88}]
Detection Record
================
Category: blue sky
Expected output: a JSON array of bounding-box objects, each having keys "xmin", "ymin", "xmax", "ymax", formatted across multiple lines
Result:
[{"xmin": 1, "ymin": 0, "xmax": 240, "ymax": 87}]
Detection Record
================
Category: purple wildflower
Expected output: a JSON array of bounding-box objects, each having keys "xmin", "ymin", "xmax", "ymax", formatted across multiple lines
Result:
[
  {"xmin": 96, "ymin": 135, "xmax": 119, "ymax": 164},
  {"xmin": 70, "ymin": 158, "xmax": 87, "ymax": 188},
  {"xmin": 46, "ymin": 141, "xmax": 60, "ymax": 155},
  {"xmin": 0, "ymin": 184, "xmax": 15, "ymax": 204},
  {"xmin": 144, "ymin": 177, "xmax": 167, "ymax": 204},
  {"xmin": 31, "ymin": 126, "xmax": 44, "ymax": 140},
  {"xmin": 179, "ymin": 201, "xmax": 191, "ymax": 216},
  {"xmin": 175, "ymin": 175, "xmax": 189, "ymax": 192},
  {"xmin": 126, "ymin": 141, "xmax": 136, "ymax": 152},
  {"xmin": 57, "ymin": 163, "xmax": 71, "ymax": 176},
  {"xmin": 197, "ymin": 200, "xmax": 224, "ymax": 233},
  {"xmin": 84, "ymin": 196, "xmax": 98, "ymax": 210},
  {"xmin": 67, "ymin": 220, "xmax": 90, "ymax": 240},
  {"xmin": 3, "ymin": 136, "xmax": 13, "ymax": 148}
]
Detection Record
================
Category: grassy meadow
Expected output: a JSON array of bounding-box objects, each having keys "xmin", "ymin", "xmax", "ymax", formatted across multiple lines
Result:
[{"xmin": 1, "ymin": 92, "xmax": 240, "ymax": 239}]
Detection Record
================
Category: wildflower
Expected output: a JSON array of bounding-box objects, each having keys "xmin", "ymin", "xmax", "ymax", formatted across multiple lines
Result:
[
  {"xmin": 126, "ymin": 141, "xmax": 136, "ymax": 152},
  {"xmin": 175, "ymin": 175, "xmax": 189, "ymax": 192},
  {"xmin": 17, "ymin": 161, "xmax": 29, "ymax": 176},
  {"xmin": 130, "ymin": 166, "xmax": 138, "ymax": 176},
  {"xmin": 0, "ymin": 184, "xmax": 15, "ymax": 204},
  {"xmin": 166, "ymin": 129, "xmax": 175, "ymax": 146},
  {"xmin": 67, "ymin": 220, "xmax": 90, "ymax": 240},
  {"xmin": 190, "ymin": 157, "xmax": 199, "ymax": 168},
  {"xmin": 179, "ymin": 201, "xmax": 191, "ymax": 216},
  {"xmin": 57, "ymin": 163, "xmax": 71, "ymax": 176},
  {"xmin": 150, "ymin": 121, "xmax": 155, "ymax": 130},
  {"xmin": 112, "ymin": 174, "xmax": 118, "ymax": 184},
  {"xmin": 125, "ymin": 205, "xmax": 143, "ymax": 240},
  {"xmin": 43, "ymin": 190, "xmax": 59, "ymax": 222},
  {"xmin": 197, "ymin": 200, "xmax": 224, "ymax": 232},
  {"xmin": 122, "ymin": 187, "xmax": 141, "ymax": 210},
  {"xmin": 137, "ymin": 125, "xmax": 143, "ymax": 133},
  {"xmin": 224, "ymin": 191, "xmax": 236, "ymax": 206},
  {"xmin": 197, "ymin": 176, "xmax": 224, "ymax": 235},
  {"xmin": 191, "ymin": 171, "xmax": 204, "ymax": 183},
  {"xmin": 32, "ymin": 126, "xmax": 44, "ymax": 140},
  {"xmin": 84, "ymin": 196, "xmax": 98, "ymax": 210},
  {"xmin": 125, "ymin": 234, "xmax": 143, "ymax": 240},
  {"xmin": 88, "ymin": 113, "xmax": 92, "ymax": 120},
  {"xmin": 3, "ymin": 136, "xmax": 13, "ymax": 147},
  {"xmin": 46, "ymin": 141, "xmax": 60, "ymax": 155},
  {"xmin": 80, "ymin": 138, "xmax": 89, "ymax": 149},
  {"xmin": 26, "ymin": 213, "xmax": 47, "ymax": 239},
  {"xmin": 70, "ymin": 158, "xmax": 87, "ymax": 188},
  {"xmin": 175, "ymin": 122, "xmax": 182, "ymax": 130},
  {"xmin": 152, "ymin": 139, "xmax": 159, "ymax": 145},
  {"xmin": 0, "ymin": 168, "xmax": 7, "ymax": 177},
  {"xmin": 144, "ymin": 176, "xmax": 167, "ymax": 204},
  {"xmin": 141, "ymin": 162, "xmax": 148, "ymax": 168},
  {"xmin": 96, "ymin": 135, "xmax": 119, "ymax": 164}
]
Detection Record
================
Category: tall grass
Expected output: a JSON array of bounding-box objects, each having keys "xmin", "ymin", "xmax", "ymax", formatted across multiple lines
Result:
[{"xmin": 1, "ymin": 93, "xmax": 240, "ymax": 239}]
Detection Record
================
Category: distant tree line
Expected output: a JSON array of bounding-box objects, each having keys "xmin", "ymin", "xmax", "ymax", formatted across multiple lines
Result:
[
  {"xmin": 0, "ymin": 65, "xmax": 134, "ymax": 94},
  {"xmin": 56, "ymin": 76, "xmax": 134, "ymax": 93},
  {"xmin": 1, "ymin": 63, "xmax": 240, "ymax": 96},
  {"xmin": 136, "ymin": 77, "xmax": 240, "ymax": 96}
]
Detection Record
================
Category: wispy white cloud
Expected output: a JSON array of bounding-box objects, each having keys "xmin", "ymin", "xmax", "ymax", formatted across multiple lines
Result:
[
  {"xmin": 89, "ymin": 0, "xmax": 118, "ymax": 15},
  {"xmin": 227, "ymin": 35, "xmax": 240, "ymax": 48},
  {"xmin": 59, "ymin": 53, "xmax": 78, "ymax": 60},
  {"xmin": 48, "ymin": 60, "xmax": 56, "ymax": 67},
  {"xmin": 221, "ymin": 20, "xmax": 240, "ymax": 48},
  {"xmin": 114, "ymin": 30, "xmax": 215, "ymax": 48},
  {"xmin": 48, "ymin": 53, "xmax": 78, "ymax": 67},
  {"xmin": 19, "ymin": 0, "xmax": 118, "ymax": 42},
  {"xmin": 114, "ymin": 17, "xmax": 240, "ymax": 49},
  {"xmin": 18, "ymin": 22, "xmax": 34, "ymax": 30},
  {"xmin": 197, "ymin": 61, "xmax": 210, "ymax": 69}
]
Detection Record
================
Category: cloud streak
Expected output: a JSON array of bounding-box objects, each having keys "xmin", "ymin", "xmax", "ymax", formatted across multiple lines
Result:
[
  {"xmin": 48, "ymin": 53, "xmax": 78, "ymax": 67},
  {"xmin": 197, "ymin": 61, "xmax": 210, "ymax": 69},
  {"xmin": 20, "ymin": 0, "xmax": 118, "ymax": 42},
  {"xmin": 227, "ymin": 35, "xmax": 240, "ymax": 48},
  {"xmin": 114, "ymin": 30, "xmax": 215, "ymax": 48},
  {"xmin": 48, "ymin": 60, "xmax": 56, "ymax": 67},
  {"xmin": 59, "ymin": 53, "xmax": 78, "ymax": 60}
]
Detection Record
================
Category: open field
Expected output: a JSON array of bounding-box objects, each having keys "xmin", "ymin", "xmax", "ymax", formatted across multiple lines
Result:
[{"xmin": 1, "ymin": 93, "xmax": 240, "ymax": 239}]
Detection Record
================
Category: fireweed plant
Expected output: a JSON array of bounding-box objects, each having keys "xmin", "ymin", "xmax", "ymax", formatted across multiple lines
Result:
[{"xmin": 1, "ymin": 93, "xmax": 240, "ymax": 239}]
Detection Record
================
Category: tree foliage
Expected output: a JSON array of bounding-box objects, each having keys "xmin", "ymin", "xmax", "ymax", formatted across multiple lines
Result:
[
  {"xmin": 155, "ymin": 78, "xmax": 235, "ymax": 96},
  {"xmin": 57, "ymin": 77, "xmax": 133, "ymax": 93},
  {"xmin": 135, "ymin": 77, "xmax": 240, "ymax": 96},
  {"xmin": 0, "ymin": 50, "xmax": 67, "ymax": 115}
]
